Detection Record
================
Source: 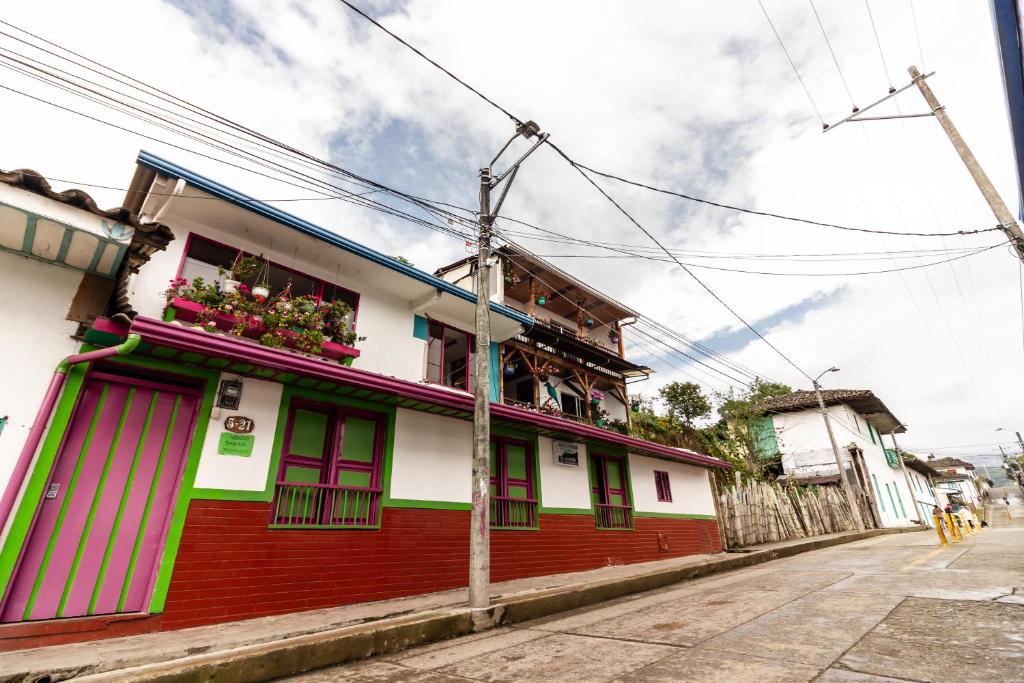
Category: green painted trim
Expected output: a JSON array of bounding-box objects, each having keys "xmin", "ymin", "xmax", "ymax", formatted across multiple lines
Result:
[
  {"xmin": 121, "ymin": 396, "xmax": 182, "ymax": 611},
  {"xmin": 55, "ymin": 228, "xmax": 74, "ymax": 265},
  {"xmin": 0, "ymin": 364, "xmax": 89, "ymax": 601},
  {"xmin": 148, "ymin": 376, "xmax": 215, "ymax": 613},
  {"xmin": 94, "ymin": 352, "xmax": 220, "ymax": 615},
  {"xmin": 21, "ymin": 213, "xmax": 37, "ymax": 253},
  {"xmin": 885, "ymin": 483, "xmax": 898, "ymax": 519},
  {"xmin": 538, "ymin": 506, "xmax": 593, "ymax": 516},
  {"xmin": 383, "ymin": 498, "xmax": 472, "ymax": 511},
  {"xmin": 58, "ymin": 388, "xmax": 136, "ymax": 617},
  {"xmin": 267, "ymin": 524, "xmax": 378, "ymax": 531},
  {"xmin": 22, "ymin": 382, "xmax": 109, "ymax": 619},
  {"xmin": 91, "ymin": 392, "xmax": 158, "ymax": 614},
  {"xmin": 871, "ymin": 473, "xmax": 886, "ymax": 512},
  {"xmin": 190, "ymin": 487, "xmax": 270, "ymax": 502},
  {"xmin": 634, "ymin": 511, "xmax": 717, "ymax": 520},
  {"xmin": 893, "ymin": 484, "xmax": 907, "ymax": 517},
  {"xmin": 86, "ymin": 239, "xmax": 106, "ymax": 272}
]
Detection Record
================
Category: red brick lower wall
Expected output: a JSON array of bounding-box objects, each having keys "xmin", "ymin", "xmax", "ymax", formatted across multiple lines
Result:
[{"xmin": 158, "ymin": 501, "xmax": 721, "ymax": 630}]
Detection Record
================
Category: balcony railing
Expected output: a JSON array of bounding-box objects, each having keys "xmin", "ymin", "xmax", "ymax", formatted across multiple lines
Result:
[
  {"xmin": 595, "ymin": 503, "xmax": 633, "ymax": 530},
  {"xmin": 272, "ymin": 482, "xmax": 381, "ymax": 528},
  {"xmin": 491, "ymin": 495, "xmax": 538, "ymax": 529}
]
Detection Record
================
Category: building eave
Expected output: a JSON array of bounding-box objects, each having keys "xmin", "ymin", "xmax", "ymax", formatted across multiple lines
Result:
[
  {"xmin": 115, "ymin": 316, "xmax": 729, "ymax": 470},
  {"xmin": 133, "ymin": 151, "xmax": 534, "ymax": 329}
]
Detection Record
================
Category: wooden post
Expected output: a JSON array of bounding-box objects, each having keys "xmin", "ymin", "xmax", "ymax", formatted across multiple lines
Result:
[
  {"xmin": 615, "ymin": 321, "xmax": 625, "ymax": 358},
  {"xmin": 527, "ymin": 277, "xmax": 537, "ymax": 317},
  {"xmin": 708, "ymin": 470, "xmax": 728, "ymax": 551},
  {"xmin": 576, "ymin": 300, "xmax": 586, "ymax": 338}
]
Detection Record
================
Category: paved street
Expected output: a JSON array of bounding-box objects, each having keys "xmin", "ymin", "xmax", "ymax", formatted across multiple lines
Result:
[{"xmin": 286, "ymin": 525, "xmax": 1024, "ymax": 682}]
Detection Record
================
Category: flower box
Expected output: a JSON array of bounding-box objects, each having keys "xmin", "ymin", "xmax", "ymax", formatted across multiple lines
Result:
[{"xmin": 167, "ymin": 297, "xmax": 360, "ymax": 364}]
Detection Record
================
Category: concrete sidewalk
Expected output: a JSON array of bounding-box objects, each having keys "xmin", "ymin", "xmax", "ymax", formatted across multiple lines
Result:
[{"xmin": 0, "ymin": 527, "xmax": 920, "ymax": 682}]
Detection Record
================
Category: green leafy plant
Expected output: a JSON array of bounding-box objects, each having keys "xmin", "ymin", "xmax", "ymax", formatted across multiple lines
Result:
[{"xmin": 218, "ymin": 254, "xmax": 261, "ymax": 282}]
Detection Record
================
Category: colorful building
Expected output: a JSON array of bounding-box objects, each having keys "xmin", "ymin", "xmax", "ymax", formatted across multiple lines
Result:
[{"xmin": 0, "ymin": 154, "xmax": 727, "ymax": 647}]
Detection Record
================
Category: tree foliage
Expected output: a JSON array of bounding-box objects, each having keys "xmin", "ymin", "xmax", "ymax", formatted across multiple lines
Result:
[{"xmin": 658, "ymin": 381, "xmax": 712, "ymax": 426}]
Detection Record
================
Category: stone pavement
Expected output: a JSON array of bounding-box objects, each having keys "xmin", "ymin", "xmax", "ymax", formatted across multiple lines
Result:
[
  {"xmin": 289, "ymin": 526, "xmax": 1024, "ymax": 682},
  {"xmin": 0, "ymin": 528, "xmax": 904, "ymax": 682}
]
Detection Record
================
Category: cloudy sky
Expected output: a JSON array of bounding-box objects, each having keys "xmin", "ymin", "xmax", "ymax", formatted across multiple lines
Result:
[{"xmin": 1, "ymin": 0, "xmax": 1022, "ymax": 460}]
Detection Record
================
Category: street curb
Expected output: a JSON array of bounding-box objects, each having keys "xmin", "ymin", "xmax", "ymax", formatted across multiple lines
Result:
[{"xmin": 70, "ymin": 527, "xmax": 922, "ymax": 682}]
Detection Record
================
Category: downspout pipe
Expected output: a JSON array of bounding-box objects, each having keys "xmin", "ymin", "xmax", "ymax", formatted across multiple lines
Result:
[{"xmin": 0, "ymin": 334, "xmax": 141, "ymax": 533}]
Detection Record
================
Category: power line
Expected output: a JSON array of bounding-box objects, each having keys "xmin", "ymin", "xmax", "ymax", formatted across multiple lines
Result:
[
  {"xmin": 334, "ymin": 0, "xmax": 522, "ymax": 126},
  {"xmin": 564, "ymin": 162, "xmax": 1000, "ymax": 238},
  {"xmin": 863, "ymin": 0, "xmax": 893, "ymax": 89},
  {"xmin": 908, "ymin": 0, "xmax": 927, "ymax": 71},
  {"xmin": 757, "ymin": 0, "xmax": 825, "ymax": 125},
  {"xmin": 809, "ymin": 0, "xmax": 857, "ymax": 109},
  {"xmin": 546, "ymin": 141, "xmax": 815, "ymax": 383},
  {"xmin": 514, "ymin": 243, "xmax": 1002, "ymax": 277}
]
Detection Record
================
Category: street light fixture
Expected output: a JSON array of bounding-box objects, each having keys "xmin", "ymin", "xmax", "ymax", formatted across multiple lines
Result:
[{"xmin": 811, "ymin": 366, "xmax": 864, "ymax": 530}]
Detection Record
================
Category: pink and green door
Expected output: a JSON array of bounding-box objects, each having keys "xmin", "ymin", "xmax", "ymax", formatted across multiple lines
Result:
[{"xmin": 1, "ymin": 372, "xmax": 199, "ymax": 622}]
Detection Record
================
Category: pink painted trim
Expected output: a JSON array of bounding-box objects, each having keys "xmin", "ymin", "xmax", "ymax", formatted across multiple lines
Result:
[
  {"xmin": 0, "ymin": 341, "xmax": 140, "ymax": 537},
  {"xmin": 0, "ymin": 374, "xmax": 67, "ymax": 539},
  {"xmin": 128, "ymin": 317, "xmax": 730, "ymax": 470},
  {"xmin": 168, "ymin": 298, "xmax": 361, "ymax": 361}
]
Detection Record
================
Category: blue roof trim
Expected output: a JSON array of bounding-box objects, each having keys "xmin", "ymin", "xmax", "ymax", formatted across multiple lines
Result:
[
  {"xmin": 136, "ymin": 150, "xmax": 534, "ymax": 327},
  {"xmin": 991, "ymin": 0, "xmax": 1024, "ymax": 219}
]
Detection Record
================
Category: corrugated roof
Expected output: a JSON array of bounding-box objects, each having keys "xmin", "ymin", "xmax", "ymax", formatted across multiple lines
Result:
[
  {"xmin": 926, "ymin": 456, "xmax": 975, "ymax": 471},
  {"xmin": 757, "ymin": 389, "xmax": 905, "ymax": 434}
]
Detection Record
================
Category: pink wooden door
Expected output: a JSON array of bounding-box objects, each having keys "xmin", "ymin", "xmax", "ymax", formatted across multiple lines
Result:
[{"xmin": 1, "ymin": 372, "xmax": 200, "ymax": 622}]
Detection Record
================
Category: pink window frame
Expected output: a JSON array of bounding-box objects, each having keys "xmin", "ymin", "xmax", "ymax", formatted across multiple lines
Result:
[
  {"xmin": 274, "ymin": 399, "xmax": 386, "ymax": 525},
  {"xmin": 175, "ymin": 232, "xmax": 361, "ymax": 326},
  {"xmin": 654, "ymin": 470, "xmax": 672, "ymax": 502},
  {"xmin": 425, "ymin": 319, "xmax": 474, "ymax": 391},
  {"xmin": 590, "ymin": 452, "xmax": 630, "ymax": 507},
  {"xmin": 490, "ymin": 436, "xmax": 535, "ymax": 500}
]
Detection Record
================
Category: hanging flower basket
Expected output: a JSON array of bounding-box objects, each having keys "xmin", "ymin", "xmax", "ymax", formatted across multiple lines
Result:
[
  {"xmin": 584, "ymin": 318, "xmax": 594, "ymax": 327},
  {"xmin": 536, "ymin": 294, "xmax": 547, "ymax": 305},
  {"xmin": 503, "ymin": 364, "xmax": 517, "ymax": 377}
]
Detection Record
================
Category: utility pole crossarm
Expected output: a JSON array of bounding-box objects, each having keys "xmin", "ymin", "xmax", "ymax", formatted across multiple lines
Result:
[{"xmin": 907, "ymin": 66, "xmax": 1024, "ymax": 261}]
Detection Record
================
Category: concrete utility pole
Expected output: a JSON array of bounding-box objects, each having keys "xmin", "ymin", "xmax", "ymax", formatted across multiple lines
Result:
[
  {"xmin": 813, "ymin": 368, "xmax": 865, "ymax": 530},
  {"xmin": 908, "ymin": 65, "xmax": 1024, "ymax": 262},
  {"xmin": 469, "ymin": 122, "xmax": 547, "ymax": 612},
  {"xmin": 890, "ymin": 427, "xmax": 921, "ymax": 524}
]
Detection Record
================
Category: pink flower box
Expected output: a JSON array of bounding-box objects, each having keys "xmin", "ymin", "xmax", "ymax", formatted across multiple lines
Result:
[{"xmin": 167, "ymin": 297, "xmax": 360, "ymax": 363}]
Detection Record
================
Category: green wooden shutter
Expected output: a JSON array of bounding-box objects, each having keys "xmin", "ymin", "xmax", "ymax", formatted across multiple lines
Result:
[{"xmin": 751, "ymin": 415, "xmax": 779, "ymax": 459}]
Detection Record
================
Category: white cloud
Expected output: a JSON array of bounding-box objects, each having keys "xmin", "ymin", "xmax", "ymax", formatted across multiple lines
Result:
[{"xmin": 0, "ymin": 0, "xmax": 1020, "ymax": 456}]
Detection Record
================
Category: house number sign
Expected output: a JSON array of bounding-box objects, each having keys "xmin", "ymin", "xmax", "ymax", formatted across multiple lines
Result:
[
  {"xmin": 552, "ymin": 440, "xmax": 580, "ymax": 467},
  {"xmin": 224, "ymin": 415, "xmax": 255, "ymax": 434}
]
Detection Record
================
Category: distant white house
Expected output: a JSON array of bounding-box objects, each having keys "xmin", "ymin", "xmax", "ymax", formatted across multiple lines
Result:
[
  {"xmin": 926, "ymin": 456, "xmax": 983, "ymax": 510},
  {"xmin": 902, "ymin": 455, "xmax": 944, "ymax": 526},
  {"xmin": 753, "ymin": 389, "xmax": 917, "ymax": 529}
]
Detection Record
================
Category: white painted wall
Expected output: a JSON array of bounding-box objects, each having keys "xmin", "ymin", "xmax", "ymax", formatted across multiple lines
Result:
[
  {"xmin": 389, "ymin": 408, "xmax": 472, "ymax": 503},
  {"xmin": 0, "ymin": 251, "xmax": 82, "ymax": 497},
  {"xmin": 773, "ymin": 405, "xmax": 916, "ymax": 528},
  {"xmin": 129, "ymin": 222, "xmax": 428, "ymax": 384},
  {"xmin": 628, "ymin": 453, "xmax": 716, "ymax": 517},
  {"xmin": 191, "ymin": 376, "xmax": 283, "ymax": 493},
  {"xmin": 537, "ymin": 437, "xmax": 591, "ymax": 510}
]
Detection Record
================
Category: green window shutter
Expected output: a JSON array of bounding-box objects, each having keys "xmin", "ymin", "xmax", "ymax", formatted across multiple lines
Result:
[
  {"xmin": 893, "ymin": 484, "xmax": 907, "ymax": 517},
  {"xmin": 867, "ymin": 423, "xmax": 876, "ymax": 445},
  {"xmin": 886, "ymin": 483, "xmax": 899, "ymax": 517},
  {"xmin": 872, "ymin": 473, "xmax": 886, "ymax": 512},
  {"xmin": 290, "ymin": 409, "xmax": 328, "ymax": 459},
  {"xmin": 883, "ymin": 448, "xmax": 900, "ymax": 467},
  {"xmin": 751, "ymin": 415, "xmax": 779, "ymax": 458}
]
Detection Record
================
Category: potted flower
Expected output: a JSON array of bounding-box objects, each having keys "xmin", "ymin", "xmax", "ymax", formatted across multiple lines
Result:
[
  {"xmin": 251, "ymin": 282, "xmax": 271, "ymax": 301},
  {"xmin": 608, "ymin": 329, "xmax": 620, "ymax": 345},
  {"xmin": 590, "ymin": 389, "xmax": 605, "ymax": 412},
  {"xmin": 218, "ymin": 254, "xmax": 260, "ymax": 293}
]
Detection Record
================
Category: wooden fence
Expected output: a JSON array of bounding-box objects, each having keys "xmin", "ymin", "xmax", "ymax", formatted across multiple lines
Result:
[{"xmin": 718, "ymin": 480, "xmax": 874, "ymax": 547}]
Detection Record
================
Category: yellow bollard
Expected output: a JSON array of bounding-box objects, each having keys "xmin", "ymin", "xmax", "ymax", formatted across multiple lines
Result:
[
  {"xmin": 932, "ymin": 515, "xmax": 948, "ymax": 547},
  {"xmin": 946, "ymin": 513, "xmax": 962, "ymax": 542}
]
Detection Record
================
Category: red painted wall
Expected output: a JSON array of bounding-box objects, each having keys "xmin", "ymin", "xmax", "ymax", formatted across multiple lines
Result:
[{"xmin": 158, "ymin": 501, "xmax": 721, "ymax": 630}]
